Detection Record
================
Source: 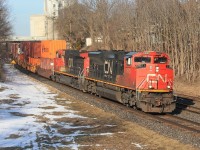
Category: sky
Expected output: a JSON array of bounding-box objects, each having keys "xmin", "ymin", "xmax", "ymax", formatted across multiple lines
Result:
[{"xmin": 8, "ymin": 0, "xmax": 44, "ymax": 36}]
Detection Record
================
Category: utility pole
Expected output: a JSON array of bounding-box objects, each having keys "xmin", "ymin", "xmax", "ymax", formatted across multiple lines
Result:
[{"xmin": 52, "ymin": 16, "xmax": 55, "ymax": 40}]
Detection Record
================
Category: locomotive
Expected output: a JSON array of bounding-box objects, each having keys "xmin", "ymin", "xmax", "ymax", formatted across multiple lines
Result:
[{"xmin": 10, "ymin": 40, "xmax": 176, "ymax": 113}]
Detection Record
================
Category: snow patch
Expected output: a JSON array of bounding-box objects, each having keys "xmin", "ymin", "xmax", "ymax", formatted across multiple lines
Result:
[
  {"xmin": 132, "ymin": 143, "xmax": 148, "ymax": 149},
  {"xmin": 0, "ymin": 64, "xmax": 116, "ymax": 149}
]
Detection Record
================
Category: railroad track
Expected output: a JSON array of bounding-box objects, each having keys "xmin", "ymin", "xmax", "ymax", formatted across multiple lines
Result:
[
  {"xmin": 90, "ymin": 99, "xmax": 200, "ymax": 135},
  {"xmin": 34, "ymin": 78, "xmax": 200, "ymax": 136},
  {"xmin": 175, "ymin": 93, "xmax": 200, "ymax": 102},
  {"xmin": 155, "ymin": 114, "xmax": 200, "ymax": 134},
  {"xmin": 123, "ymin": 109, "xmax": 200, "ymax": 135},
  {"xmin": 117, "ymin": 107, "xmax": 200, "ymax": 135},
  {"xmin": 16, "ymin": 67, "xmax": 200, "ymax": 138},
  {"xmin": 174, "ymin": 93, "xmax": 200, "ymax": 114},
  {"xmin": 176, "ymin": 102, "xmax": 200, "ymax": 114}
]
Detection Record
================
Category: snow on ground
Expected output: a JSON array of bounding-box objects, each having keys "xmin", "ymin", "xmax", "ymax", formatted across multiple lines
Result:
[
  {"xmin": 0, "ymin": 64, "xmax": 114, "ymax": 149},
  {"xmin": 132, "ymin": 143, "xmax": 148, "ymax": 149},
  {"xmin": 0, "ymin": 64, "xmax": 149, "ymax": 150}
]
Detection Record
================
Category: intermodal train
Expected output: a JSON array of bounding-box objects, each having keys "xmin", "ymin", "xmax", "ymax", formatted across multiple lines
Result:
[{"xmin": 10, "ymin": 40, "xmax": 176, "ymax": 113}]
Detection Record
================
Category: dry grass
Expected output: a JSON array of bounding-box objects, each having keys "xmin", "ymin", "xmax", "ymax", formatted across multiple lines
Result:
[{"xmin": 174, "ymin": 78, "xmax": 200, "ymax": 97}]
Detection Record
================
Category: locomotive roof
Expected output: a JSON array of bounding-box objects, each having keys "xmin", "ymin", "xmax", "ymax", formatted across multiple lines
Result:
[
  {"xmin": 89, "ymin": 50, "xmax": 125, "ymax": 60},
  {"xmin": 125, "ymin": 51, "xmax": 138, "ymax": 57},
  {"xmin": 125, "ymin": 51, "xmax": 168, "ymax": 57}
]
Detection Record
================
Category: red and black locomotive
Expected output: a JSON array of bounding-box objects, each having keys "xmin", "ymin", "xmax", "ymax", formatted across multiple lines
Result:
[
  {"xmin": 10, "ymin": 40, "xmax": 176, "ymax": 113},
  {"xmin": 54, "ymin": 50, "xmax": 175, "ymax": 113}
]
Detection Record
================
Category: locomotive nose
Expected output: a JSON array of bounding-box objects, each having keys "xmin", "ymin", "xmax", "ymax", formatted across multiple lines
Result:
[
  {"xmin": 148, "ymin": 64, "xmax": 173, "ymax": 90},
  {"xmin": 136, "ymin": 63, "xmax": 173, "ymax": 91}
]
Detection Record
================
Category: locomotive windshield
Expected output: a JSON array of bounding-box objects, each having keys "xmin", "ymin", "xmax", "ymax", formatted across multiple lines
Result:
[
  {"xmin": 134, "ymin": 57, "xmax": 151, "ymax": 63},
  {"xmin": 154, "ymin": 57, "xmax": 167, "ymax": 64}
]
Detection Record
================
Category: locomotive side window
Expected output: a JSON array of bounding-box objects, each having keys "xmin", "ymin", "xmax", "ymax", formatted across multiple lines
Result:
[
  {"xmin": 134, "ymin": 57, "xmax": 151, "ymax": 63},
  {"xmin": 104, "ymin": 60, "xmax": 113, "ymax": 74},
  {"xmin": 105, "ymin": 63, "xmax": 109, "ymax": 73},
  {"xmin": 126, "ymin": 57, "xmax": 132, "ymax": 66},
  {"xmin": 56, "ymin": 52, "xmax": 62, "ymax": 58},
  {"xmin": 154, "ymin": 57, "xmax": 167, "ymax": 64}
]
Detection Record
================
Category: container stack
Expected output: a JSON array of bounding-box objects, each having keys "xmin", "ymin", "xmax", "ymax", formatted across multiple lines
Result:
[{"xmin": 37, "ymin": 40, "xmax": 66, "ymax": 78}]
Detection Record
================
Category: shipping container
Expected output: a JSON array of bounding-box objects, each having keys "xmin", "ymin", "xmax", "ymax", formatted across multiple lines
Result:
[
  {"xmin": 11, "ymin": 43, "xmax": 20, "ymax": 60},
  {"xmin": 40, "ymin": 57, "xmax": 54, "ymax": 70},
  {"xmin": 30, "ymin": 41, "xmax": 41, "ymax": 58},
  {"xmin": 37, "ymin": 57, "xmax": 54, "ymax": 78},
  {"xmin": 21, "ymin": 42, "xmax": 31, "ymax": 60},
  {"xmin": 41, "ymin": 40, "xmax": 66, "ymax": 58},
  {"xmin": 27, "ymin": 57, "xmax": 41, "ymax": 73},
  {"xmin": 17, "ymin": 54, "xmax": 24, "ymax": 66}
]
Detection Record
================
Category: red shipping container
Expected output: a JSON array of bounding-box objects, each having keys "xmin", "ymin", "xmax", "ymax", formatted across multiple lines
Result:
[
  {"xmin": 10, "ymin": 43, "xmax": 15, "ymax": 58},
  {"xmin": 21, "ymin": 42, "xmax": 31, "ymax": 56},
  {"xmin": 37, "ymin": 57, "xmax": 54, "ymax": 78},
  {"xmin": 17, "ymin": 54, "xmax": 24, "ymax": 66},
  {"xmin": 30, "ymin": 41, "xmax": 41, "ymax": 58},
  {"xmin": 40, "ymin": 57, "xmax": 54, "ymax": 70},
  {"xmin": 11, "ymin": 43, "xmax": 20, "ymax": 60},
  {"xmin": 20, "ymin": 41, "xmax": 42, "ymax": 61},
  {"xmin": 21, "ymin": 42, "xmax": 32, "ymax": 64}
]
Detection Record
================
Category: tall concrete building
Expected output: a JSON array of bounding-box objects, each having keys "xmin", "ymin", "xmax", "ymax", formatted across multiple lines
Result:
[
  {"xmin": 30, "ymin": 15, "xmax": 46, "ymax": 37},
  {"xmin": 44, "ymin": 0, "xmax": 76, "ymax": 17},
  {"xmin": 30, "ymin": 0, "xmax": 76, "ymax": 40}
]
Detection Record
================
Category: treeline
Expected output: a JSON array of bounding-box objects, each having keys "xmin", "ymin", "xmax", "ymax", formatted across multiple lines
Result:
[
  {"xmin": 0, "ymin": 0, "xmax": 12, "ymax": 70},
  {"xmin": 0, "ymin": 0, "xmax": 11, "ymax": 41},
  {"xmin": 56, "ymin": 0, "xmax": 200, "ymax": 82}
]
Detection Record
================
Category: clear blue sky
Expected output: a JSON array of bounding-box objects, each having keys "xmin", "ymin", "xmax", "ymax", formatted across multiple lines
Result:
[{"xmin": 8, "ymin": 0, "xmax": 43, "ymax": 36}]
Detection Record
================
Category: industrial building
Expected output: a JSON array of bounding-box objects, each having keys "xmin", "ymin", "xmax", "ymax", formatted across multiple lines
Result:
[{"xmin": 30, "ymin": 0, "xmax": 76, "ymax": 40}]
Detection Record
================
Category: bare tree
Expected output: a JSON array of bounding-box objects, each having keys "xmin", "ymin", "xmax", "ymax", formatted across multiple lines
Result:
[
  {"xmin": 0, "ymin": 0, "xmax": 12, "ymax": 41},
  {"xmin": 0, "ymin": 0, "xmax": 12, "ymax": 67},
  {"xmin": 56, "ymin": 0, "xmax": 200, "ymax": 82}
]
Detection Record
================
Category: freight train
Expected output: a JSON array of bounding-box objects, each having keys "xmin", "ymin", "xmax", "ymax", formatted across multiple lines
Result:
[{"xmin": 10, "ymin": 40, "xmax": 176, "ymax": 113}]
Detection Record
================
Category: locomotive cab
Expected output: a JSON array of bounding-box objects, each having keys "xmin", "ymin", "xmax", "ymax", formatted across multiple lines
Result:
[
  {"xmin": 134, "ymin": 52, "xmax": 173, "ymax": 91},
  {"xmin": 121, "ymin": 51, "xmax": 175, "ymax": 113},
  {"xmin": 54, "ymin": 49, "xmax": 66, "ymax": 72},
  {"xmin": 133, "ymin": 51, "xmax": 175, "ymax": 112}
]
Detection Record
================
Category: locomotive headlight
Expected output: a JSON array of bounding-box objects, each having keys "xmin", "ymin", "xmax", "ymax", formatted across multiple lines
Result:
[
  {"xmin": 149, "ymin": 80, "xmax": 153, "ymax": 89},
  {"xmin": 149, "ymin": 85, "xmax": 153, "ymax": 89},
  {"xmin": 156, "ymin": 66, "xmax": 159, "ymax": 72},
  {"xmin": 167, "ymin": 85, "xmax": 171, "ymax": 89},
  {"xmin": 150, "ymin": 66, "xmax": 152, "ymax": 71}
]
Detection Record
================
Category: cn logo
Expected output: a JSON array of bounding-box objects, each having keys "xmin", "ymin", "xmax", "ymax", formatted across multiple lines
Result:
[
  {"xmin": 104, "ymin": 60, "xmax": 113, "ymax": 74},
  {"xmin": 146, "ymin": 74, "xmax": 167, "ymax": 83}
]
